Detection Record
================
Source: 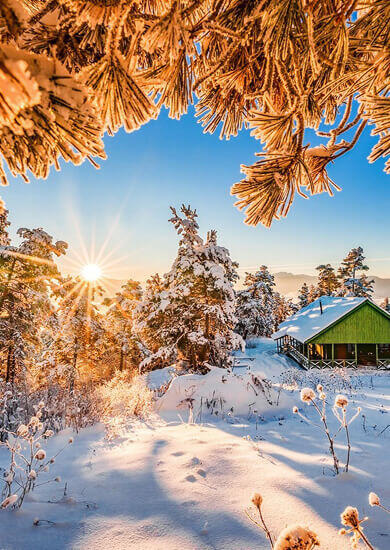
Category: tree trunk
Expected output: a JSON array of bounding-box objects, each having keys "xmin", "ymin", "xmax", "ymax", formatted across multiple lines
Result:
[
  {"xmin": 0, "ymin": 257, "xmax": 16, "ymax": 313},
  {"xmin": 6, "ymin": 344, "xmax": 15, "ymax": 385},
  {"xmin": 69, "ymin": 339, "xmax": 78, "ymax": 393}
]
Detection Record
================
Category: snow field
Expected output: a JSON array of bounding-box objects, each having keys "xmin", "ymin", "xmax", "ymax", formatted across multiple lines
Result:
[{"xmin": 0, "ymin": 339, "xmax": 389, "ymax": 549}]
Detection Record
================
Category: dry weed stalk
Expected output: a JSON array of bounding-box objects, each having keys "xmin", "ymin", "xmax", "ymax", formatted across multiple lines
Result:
[{"xmin": 294, "ymin": 386, "xmax": 360, "ymax": 474}]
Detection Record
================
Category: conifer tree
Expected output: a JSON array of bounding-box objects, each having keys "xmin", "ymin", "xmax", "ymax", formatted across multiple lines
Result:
[
  {"xmin": 54, "ymin": 277, "xmax": 105, "ymax": 391},
  {"xmin": 104, "ymin": 279, "xmax": 145, "ymax": 372},
  {"xmin": 298, "ymin": 283, "xmax": 310, "ymax": 309},
  {"xmin": 316, "ymin": 264, "xmax": 340, "ymax": 296},
  {"xmin": 135, "ymin": 205, "xmax": 242, "ymax": 372},
  {"xmin": 308, "ymin": 284, "xmax": 319, "ymax": 304},
  {"xmin": 0, "ymin": 3, "xmax": 389, "ymax": 225},
  {"xmin": 274, "ymin": 293, "xmax": 297, "ymax": 329},
  {"xmin": 338, "ymin": 247, "xmax": 374, "ymax": 297},
  {"xmin": 0, "ymin": 226, "xmax": 67, "ymax": 383},
  {"xmin": 236, "ymin": 266, "xmax": 277, "ymax": 339}
]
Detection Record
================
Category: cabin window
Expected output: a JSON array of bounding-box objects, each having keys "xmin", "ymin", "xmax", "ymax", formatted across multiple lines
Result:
[{"xmin": 378, "ymin": 344, "xmax": 390, "ymax": 358}]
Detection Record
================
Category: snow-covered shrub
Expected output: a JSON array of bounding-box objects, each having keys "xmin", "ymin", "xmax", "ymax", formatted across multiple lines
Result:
[
  {"xmin": 294, "ymin": 385, "xmax": 360, "ymax": 474},
  {"xmin": 339, "ymin": 506, "xmax": 374, "ymax": 549},
  {"xmin": 0, "ymin": 380, "xmax": 99, "ymax": 436},
  {"xmin": 247, "ymin": 493, "xmax": 320, "ymax": 549},
  {"xmin": 95, "ymin": 371, "xmax": 153, "ymax": 436},
  {"xmin": 0, "ymin": 402, "xmax": 71, "ymax": 509}
]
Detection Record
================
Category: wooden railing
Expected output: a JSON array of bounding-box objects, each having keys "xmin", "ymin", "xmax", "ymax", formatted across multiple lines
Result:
[
  {"xmin": 286, "ymin": 346, "xmax": 358, "ymax": 370},
  {"xmin": 377, "ymin": 359, "xmax": 390, "ymax": 370},
  {"xmin": 287, "ymin": 347, "xmax": 310, "ymax": 370}
]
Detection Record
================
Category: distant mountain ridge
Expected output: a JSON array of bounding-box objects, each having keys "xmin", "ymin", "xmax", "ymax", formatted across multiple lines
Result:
[
  {"xmin": 273, "ymin": 272, "xmax": 390, "ymax": 301},
  {"xmin": 103, "ymin": 272, "xmax": 390, "ymax": 302}
]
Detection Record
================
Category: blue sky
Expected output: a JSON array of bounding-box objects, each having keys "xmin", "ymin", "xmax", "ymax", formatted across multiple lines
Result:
[{"xmin": 2, "ymin": 107, "xmax": 390, "ymax": 285}]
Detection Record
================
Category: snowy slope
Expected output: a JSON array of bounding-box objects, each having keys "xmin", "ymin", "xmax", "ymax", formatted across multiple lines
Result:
[{"xmin": 0, "ymin": 340, "xmax": 389, "ymax": 550}]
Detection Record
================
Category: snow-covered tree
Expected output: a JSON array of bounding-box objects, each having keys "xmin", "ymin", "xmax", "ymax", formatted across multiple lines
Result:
[
  {"xmin": 338, "ymin": 247, "xmax": 374, "ymax": 297},
  {"xmin": 235, "ymin": 266, "xmax": 277, "ymax": 339},
  {"xmin": 308, "ymin": 284, "xmax": 319, "ymax": 304},
  {"xmin": 135, "ymin": 205, "xmax": 242, "ymax": 372},
  {"xmin": 54, "ymin": 277, "xmax": 105, "ymax": 391},
  {"xmin": 298, "ymin": 283, "xmax": 310, "ymax": 309},
  {"xmin": 0, "ymin": 226, "xmax": 67, "ymax": 384},
  {"xmin": 104, "ymin": 279, "xmax": 146, "ymax": 372},
  {"xmin": 0, "ymin": 4, "xmax": 389, "ymax": 226},
  {"xmin": 274, "ymin": 293, "xmax": 297, "ymax": 329},
  {"xmin": 316, "ymin": 264, "xmax": 339, "ymax": 296}
]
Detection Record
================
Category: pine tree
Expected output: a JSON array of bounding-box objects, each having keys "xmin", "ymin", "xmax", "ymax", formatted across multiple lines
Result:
[
  {"xmin": 316, "ymin": 264, "xmax": 339, "ymax": 296},
  {"xmin": 338, "ymin": 247, "xmax": 374, "ymax": 297},
  {"xmin": 104, "ymin": 279, "xmax": 145, "ymax": 372},
  {"xmin": 235, "ymin": 266, "xmax": 277, "ymax": 339},
  {"xmin": 274, "ymin": 293, "xmax": 296, "ymax": 330},
  {"xmin": 308, "ymin": 284, "xmax": 319, "ymax": 304},
  {"xmin": 54, "ymin": 277, "xmax": 105, "ymax": 391},
  {"xmin": 135, "ymin": 205, "xmax": 242, "ymax": 372},
  {"xmin": 0, "ymin": 3, "xmax": 389, "ymax": 225},
  {"xmin": 0, "ymin": 226, "xmax": 67, "ymax": 384},
  {"xmin": 298, "ymin": 283, "xmax": 310, "ymax": 309}
]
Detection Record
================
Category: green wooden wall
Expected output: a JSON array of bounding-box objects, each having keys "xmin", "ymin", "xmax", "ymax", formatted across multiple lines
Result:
[{"xmin": 309, "ymin": 302, "xmax": 390, "ymax": 344}]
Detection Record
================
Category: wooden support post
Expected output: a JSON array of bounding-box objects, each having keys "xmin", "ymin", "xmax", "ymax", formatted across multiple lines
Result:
[
  {"xmin": 376, "ymin": 344, "xmax": 379, "ymax": 367},
  {"xmin": 355, "ymin": 343, "xmax": 358, "ymax": 367},
  {"xmin": 331, "ymin": 343, "xmax": 334, "ymax": 367}
]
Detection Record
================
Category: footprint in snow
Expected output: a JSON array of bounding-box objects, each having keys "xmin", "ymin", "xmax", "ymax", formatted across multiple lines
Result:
[
  {"xmin": 197, "ymin": 469, "xmax": 207, "ymax": 478},
  {"xmin": 172, "ymin": 451, "xmax": 185, "ymax": 457},
  {"xmin": 189, "ymin": 457, "xmax": 201, "ymax": 466},
  {"xmin": 181, "ymin": 500, "xmax": 197, "ymax": 507},
  {"xmin": 184, "ymin": 474, "xmax": 197, "ymax": 483}
]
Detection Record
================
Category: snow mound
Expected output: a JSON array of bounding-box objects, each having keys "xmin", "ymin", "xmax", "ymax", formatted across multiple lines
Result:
[
  {"xmin": 156, "ymin": 365, "xmax": 293, "ymax": 418},
  {"xmin": 146, "ymin": 366, "xmax": 176, "ymax": 391}
]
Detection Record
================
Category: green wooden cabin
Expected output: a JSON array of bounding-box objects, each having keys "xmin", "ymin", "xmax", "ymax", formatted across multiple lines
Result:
[{"xmin": 272, "ymin": 296, "xmax": 390, "ymax": 369}]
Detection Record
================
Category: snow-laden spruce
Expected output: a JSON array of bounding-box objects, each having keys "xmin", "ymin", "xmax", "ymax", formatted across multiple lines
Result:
[
  {"xmin": 338, "ymin": 246, "xmax": 374, "ymax": 298},
  {"xmin": 135, "ymin": 205, "xmax": 243, "ymax": 372},
  {"xmin": 236, "ymin": 266, "xmax": 295, "ymax": 339}
]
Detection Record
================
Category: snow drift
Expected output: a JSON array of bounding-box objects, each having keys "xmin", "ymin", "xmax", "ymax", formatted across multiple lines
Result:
[{"xmin": 155, "ymin": 365, "xmax": 293, "ymax": 418}]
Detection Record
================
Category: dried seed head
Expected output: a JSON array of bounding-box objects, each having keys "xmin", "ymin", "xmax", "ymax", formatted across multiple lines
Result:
[
  {"xmin": 1, "ymin": 494, "xmax": 18, "ymax": 508},
  {"xmin": 341, "ymin": 506, "xmax": 359, "ymax": 528},
  {"xmin": 34, "ymin": 449, "xmax": 46, "ymax": 461},
  {"xmin": 369, "ymin": 492, "xmax": 380, "ymax": 506},
  {"xmin": 251, "ymin": 493, "xmax": 263, "ymax": 509},
  {"xmin": 17, "ymin": 424, "xmax": 29, "ymax": 438},
  {"xmin": 274, "ymin": 524, "xmax": 320, "ymax": 549},
  {"xmin": 300, "ymin": 388, "xmax": 315, "ymax": 403},
  {"xmin": 335, "ymin": 394, "xmax": 348, "ymax": 408}
]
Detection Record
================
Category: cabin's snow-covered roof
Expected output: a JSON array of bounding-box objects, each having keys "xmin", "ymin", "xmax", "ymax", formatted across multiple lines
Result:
[{"xmin": 272, "ymin": 296, "xmax": 368, "ymax": 343}]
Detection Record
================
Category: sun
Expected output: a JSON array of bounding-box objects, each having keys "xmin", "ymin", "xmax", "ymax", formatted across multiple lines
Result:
[{"xmin": 81, "ymin": 263, "xmax": 102, "ymax": 282}]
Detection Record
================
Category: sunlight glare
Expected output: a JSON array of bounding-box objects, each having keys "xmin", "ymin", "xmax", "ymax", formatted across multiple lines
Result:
[{"xmin": 81, "ymin": 263, "xmax": 102, "ymax": 282}]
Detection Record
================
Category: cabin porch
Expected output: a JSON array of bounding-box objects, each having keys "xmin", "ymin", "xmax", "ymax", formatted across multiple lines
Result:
[{"xmin": 276, "ymin": 336, "xmax": 390, "ymax": 370}]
